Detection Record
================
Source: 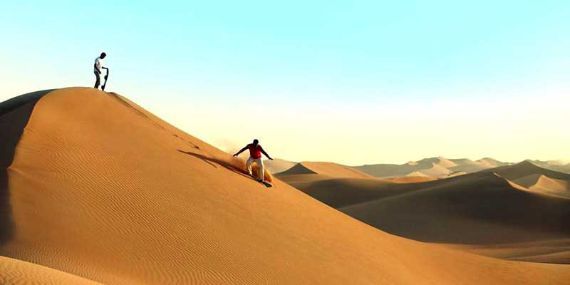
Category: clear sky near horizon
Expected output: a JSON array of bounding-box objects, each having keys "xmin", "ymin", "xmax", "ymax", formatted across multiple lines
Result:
[{"xmin": 1, "ymin": 1, "xmax": 569, "ymax": 165}]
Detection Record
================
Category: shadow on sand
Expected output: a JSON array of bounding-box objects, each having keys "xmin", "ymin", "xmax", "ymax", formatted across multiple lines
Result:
[{"xmin": 0, "ymin": 90, "xmax": 52, "ymax": 245}]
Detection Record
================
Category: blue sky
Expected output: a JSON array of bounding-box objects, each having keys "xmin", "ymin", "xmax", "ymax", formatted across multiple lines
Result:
[{"xmin": 1, "ymin": 1, "xmax": 569, "ymax": 164}]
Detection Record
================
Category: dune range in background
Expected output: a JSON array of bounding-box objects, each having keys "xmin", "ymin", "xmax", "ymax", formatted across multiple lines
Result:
[
  {"xmin": 279, "ymin": 158, "xmax": 570, "ymax": 264},
  {"xmin": 0, "ymin": 88, "xmax": 568, "ymax": 283},
  {"xmin": 266, "ymin": 157, "xmax": 570, "ymax": 180},
  {"xmin": 356, "ymin": 156, "xmax": 512, "ymax": 179}
]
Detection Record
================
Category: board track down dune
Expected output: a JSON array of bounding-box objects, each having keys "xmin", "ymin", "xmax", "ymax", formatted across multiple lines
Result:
[{"xmin": 0, "ymin": 88, "xmax": 568, "ymax": 284}]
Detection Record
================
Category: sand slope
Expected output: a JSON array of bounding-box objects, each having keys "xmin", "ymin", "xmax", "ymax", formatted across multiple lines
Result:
[
  {"xmin": 342, "ymin": 169, "xmax": 570, "ymax": 245},
  {"xmin": 510, "ymin": 174, "xmax": 570, "ymax": 199},
  {"xmin": 530, "ymin": 160, "xmax": 570, "ymax": 174},
  {"xmin": 0, "ymin": 88, "xmax": 569, "ymax": 284},
  {"xmin": 0, "ymin": 256, "xmax": 99, "ymax": 284},
  {"xmin": 453, "ymin": 239, "xmax": 570, "ymax": 264},
  {"xmin": 262, "ymin": 158, "xmax": 296, "ymax": 174},
  {"xmin": 493, "ymin": 160, "xmax": 570, "ymax": 181},
  {"xmin": 281, "ymin": 161, "xmax": 374, "ymax": 178}
]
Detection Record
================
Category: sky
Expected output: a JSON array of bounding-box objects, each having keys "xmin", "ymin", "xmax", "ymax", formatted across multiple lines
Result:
[{"xmin": 1, "ymin": 1, "xmax": 569, "ymax": 165}]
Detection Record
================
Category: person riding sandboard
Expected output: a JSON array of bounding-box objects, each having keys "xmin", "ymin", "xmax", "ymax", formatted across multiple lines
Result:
[
  {"xmin": 94, "ymin": 52, "xmax": 109, "ymax": 90},
  {"xmin": 233, "ymin": 139, "xmax": 274, "ymax": 185}
]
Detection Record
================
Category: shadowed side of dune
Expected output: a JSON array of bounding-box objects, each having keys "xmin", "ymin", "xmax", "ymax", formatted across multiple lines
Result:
[
  {"xmin": 0, "ymin": 90, "xmax": 51, "ymax": 245},
  {"xmin": 279, "ymin": 177, "xmax": 421, "ymax": 208},
  {"xmin": 342, "ymin": 172, "xmax": 570, "ymax": 244}
]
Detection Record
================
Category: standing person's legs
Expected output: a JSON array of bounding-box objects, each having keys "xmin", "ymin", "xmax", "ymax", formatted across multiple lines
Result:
[
  {"xmin": 255, "ymin": 158, "xmax": 264, "ymax": 181},
  {"xmin": 246, "ymin": 157, "xmax": 254, "ymax": 176},
  {"xmin": 94, "ymin": 72, "xmax": 101, "ymax": 89}
]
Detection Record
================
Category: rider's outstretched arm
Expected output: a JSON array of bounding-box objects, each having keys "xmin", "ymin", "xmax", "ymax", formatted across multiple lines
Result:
[{"xmin": 261, "ymin": 147, "xmax": 273, "ymax": 160}]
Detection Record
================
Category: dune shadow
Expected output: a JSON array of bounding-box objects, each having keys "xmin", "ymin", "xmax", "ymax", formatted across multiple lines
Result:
[{"xmin": 0, "ymin": 90, "xmax": 51, "ymax": 245}]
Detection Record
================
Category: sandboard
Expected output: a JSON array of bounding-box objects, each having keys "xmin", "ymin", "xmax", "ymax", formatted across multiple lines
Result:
[
  {"xmin": 102, "ymin": 69, "xmax": 110, "ymax": 91},
  {"xmin": 251, "ymin": 177, "xmax": 272, "ymax": 188}
]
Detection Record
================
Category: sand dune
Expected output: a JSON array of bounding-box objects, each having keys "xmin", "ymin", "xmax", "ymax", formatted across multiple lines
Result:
[
  {"xmin": 0, "ymin": 256, "xmax": 99, "ymax": 284},
  {"xmin": 477, "ymin": 157, "xmax": 509, "ymax": 168},
  {"xmin": 284, "ymin": 159, "xmax": 570, "ymax": 263},
  {"xmin": 262, "ymin": 158, "xmax": 296, "ymax": 174},
  {"xmin": 280, "ymin": 161, "xmax": 374, "ymax": 178},
  {"xmin": 342, "ymin": 169, "xmax": 570, "ymax": 245},
  {"xmin": 493, "ymin": 160, "xmax": 570, "ymax": 181},
  {"xmin": 452, "ymin": 239, "xmax": 570, "ymax": 264},
  {"xmin": 0, "ymin": 88, "xmax": 569, "ymax": 284},
  {"xmin": 530, "ymin": 176, "xmax": 570, "ymax": 198},
  {"xmin": 277, "ymin": 174, "xmax": 435, "ymax": 208},
  {"xmin": 510, "ymin": 175, "xmax": 570, "ymax": 199},
  {"xmin": 385, "ymin": 175, "xmax": 434, "ymax": 183},
  {"xmin": 435, "ymin": 157, "xmax": 458, "ymax": 168},
  {"xmin": 357, "ymin": 156, "xmax": 503, "ymax": 179},
  {"xmin": 419, "ymin": 163, "xmax": 452, "ymax": 177},
  {"xmin": 530, "ymin": 160, "xmax": 570, "ymax": 174}
]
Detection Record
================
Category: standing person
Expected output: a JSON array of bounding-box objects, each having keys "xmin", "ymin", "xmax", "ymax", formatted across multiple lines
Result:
[
  {"xmin": 94, "ymin": 52, "xmax": 108, "ymax": 90},
  {"xmin": 233, "ymin": 139, "xmax": 274, "ymax": 182}
]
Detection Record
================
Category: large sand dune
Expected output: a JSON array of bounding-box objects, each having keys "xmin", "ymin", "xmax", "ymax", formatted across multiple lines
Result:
[
  {"xmin": 342, "ymin": 170, "xmax": 570, "ymax": 245},
  {"xmin": 0, "ymin": 88, "xmax": 569, "ymax": 284}
]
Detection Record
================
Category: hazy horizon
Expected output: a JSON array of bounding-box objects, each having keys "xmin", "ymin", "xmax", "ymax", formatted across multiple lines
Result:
[
  {"xmin": 1, "ymin": 1, "xmax": 569, "ymax": 165},
  {"xmin": 269, "ymin": 155, "xmax": 570, "ymax": 167}
]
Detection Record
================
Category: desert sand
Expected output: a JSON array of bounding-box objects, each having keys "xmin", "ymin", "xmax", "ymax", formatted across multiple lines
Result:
[
  {"xmin": 282, "ymin": 161, "xmax": 374, "ymax": 178},
  {"xmin": 282, "ymin": 158, "xmax": 570, "ymax": 264},
  {"xmin": 510, "ymin": 174, "xmax": 570, "ymax": 199},
  {"xmin": 0, "ymin": 256, "xmax": 99, "ymax": 284},
  {"xmin": 262, "ymin": 158, "xmax": 296, "ymax": 174},
  {"xmin": 342, "ymin": 168, "xmax": 570, "ymax": 244},
  {"xmin": 0, "ymin": 88, "xmax": 569, "ymax": 284},
  {"xmin": 357, "ymin": 156, "xmax": 507, "ymax": 178}
]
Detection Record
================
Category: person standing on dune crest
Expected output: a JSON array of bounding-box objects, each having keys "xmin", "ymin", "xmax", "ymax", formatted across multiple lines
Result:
[
  {"xmin": 93, "ymin": 52, "xmax": 108, "ymax": 90},
  {"xmin": 233, "ymin": 139, "xmax": 274, "ymax": 182}
]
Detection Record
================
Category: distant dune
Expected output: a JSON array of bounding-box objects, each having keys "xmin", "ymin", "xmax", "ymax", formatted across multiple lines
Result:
[
  {"xmin": 343, "ymin": 167, "xmax": 570, "ymax": 244},
  {"xmin": 527, "ymin": 160, "xmax": 570, "ymax": 175},
  {"xmin": 3, "ymin": 88, "xmax": 568, "ymax": 283},
  {"xmin": 262, "ymin": 158, "xmax": 296, "ymax": 174},
  {"xmin": 452, "ymin": 239, "xmax": 570, "ymax": 264},
  {"xmin": 281, "ymin": 161, "xmax": 374, "ymax": 178},
  {"xmin": 356, "ymin": 156, "xmax": 508, "ymax": 179},
  {"xmin": 384, "ymin": 175, "xmax": 434, "ymax": 183},
  {"xmin": 284, "ymin": 159, "xmax": 570, "ymax": 264},
  {"xmin": 510, "ymin": 174, "xmax": 570, "ymax": 199}
]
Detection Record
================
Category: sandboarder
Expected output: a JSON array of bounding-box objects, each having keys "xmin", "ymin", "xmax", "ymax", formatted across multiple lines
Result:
[
  {"xmin": 94, "ymin": 52, "xmax": 109, "ymax": 90},
  {"xmin": 233, "ymin": 139, "xmax": 274, "ymax": 182}
]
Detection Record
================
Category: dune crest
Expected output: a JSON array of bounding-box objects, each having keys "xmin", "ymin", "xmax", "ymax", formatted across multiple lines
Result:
[
  {"xmin": 281, "ymin": 161, "xmax": 374, "ymax": 178},
  {"xmin": 510, "ymin": 174, "xmax": 570, "ymax": 199},
  {"xmin": 357, "ymin": 156, "xmax": 504, "ymax": 179}
]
